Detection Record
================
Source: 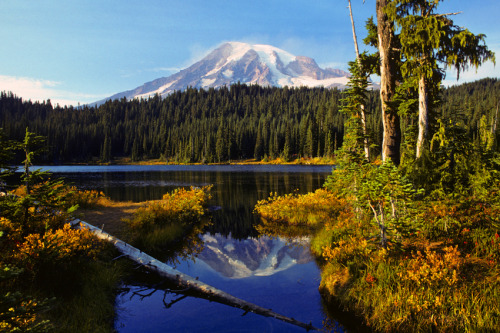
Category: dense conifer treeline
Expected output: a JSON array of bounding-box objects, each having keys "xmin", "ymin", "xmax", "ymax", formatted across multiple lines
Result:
[{"xmin": 0, "ymin": 79, "xmax": 498, "ymax": 164}]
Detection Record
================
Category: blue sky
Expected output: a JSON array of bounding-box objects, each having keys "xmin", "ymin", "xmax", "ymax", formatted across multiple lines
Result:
[{"xmin": 1, "ymin": 0, "xmax": 499, "ymax": 106}]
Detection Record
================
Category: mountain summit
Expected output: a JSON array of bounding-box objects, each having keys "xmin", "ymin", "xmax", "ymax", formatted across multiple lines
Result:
[{"xmin": 102, "ymin": 42, "xmax": 350, "ymax": 102}]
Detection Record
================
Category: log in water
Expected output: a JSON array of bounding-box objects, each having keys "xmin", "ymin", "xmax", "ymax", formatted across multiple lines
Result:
[{"xmin": 70, "ymin": 219, "xmax": 317, "ymax": 331}]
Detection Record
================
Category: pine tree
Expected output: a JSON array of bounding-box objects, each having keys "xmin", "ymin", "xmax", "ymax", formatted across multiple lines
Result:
[
  {"xmin": 215, "ymin": 120, "xmax": 226, "ymax": 162},
  {"xmin": 282, "ymin": 124, "xmax": 292, "ymax": 161},
  {"xmin": 254, "ymin": 125, "xmax": 264, "ymax": 161},
  {"xmin": 391, "ymin": 0, "xmax": 495, "ymax": 158}
]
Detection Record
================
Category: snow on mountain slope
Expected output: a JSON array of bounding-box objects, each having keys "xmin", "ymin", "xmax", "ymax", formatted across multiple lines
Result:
[
  {"xmin": 198, "ymin": 233, "xmax": 312, "ymax": 279},
  {"xmin": 97, "ymin": 42, "xmax": 351, "ymax": 104}
]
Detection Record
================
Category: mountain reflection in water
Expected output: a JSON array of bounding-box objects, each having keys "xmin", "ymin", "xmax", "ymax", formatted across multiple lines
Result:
[
  {"xmin": 198, "ymin": 234, "xmax": 312, "ymax": 279},
  {"xmin": 36, "ymin": 165, "xmax": 342, "ymax": 332}
]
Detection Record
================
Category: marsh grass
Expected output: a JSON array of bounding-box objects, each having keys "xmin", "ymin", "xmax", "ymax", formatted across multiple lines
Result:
[
  {"xmin": 255, "ymin": 189, "xmax": 500, "ymax": 332},
  {"xmin": 42, "ymin": 245, "xmax": 128, "ymax": 333},
  {"xmin": 255, "ymin": 189, "xmax": 341, "ymax": 225},
  {"xmin": 69, "ymin": 188, "xmax": 113, "ymax": 209},
  {"xmin": 124, "ymin": 186, "xmax": 212, "ymax": 261}
]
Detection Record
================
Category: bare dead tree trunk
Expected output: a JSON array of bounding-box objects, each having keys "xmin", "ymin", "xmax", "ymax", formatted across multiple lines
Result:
[
  {"xmin": 348, "ymin": 0, "xmax": 370, "ymax": 161},
  {"xmin": 416, "ymin": 75, "xmax": 429, "ymax": 158},
  {"xmin": 493, "ymin": 100, "xmax": 499, "ymax": 134},
  {"xmin": 368, "ymin": 202, "xmax": 387, "ymax": 249},
  {"xmin": 348, "ymin": 0, "xmax": 361, "ymax": 59},
  {"xmin": 377, "ymin": 0, "xmax": 401, "ymax": 165}
]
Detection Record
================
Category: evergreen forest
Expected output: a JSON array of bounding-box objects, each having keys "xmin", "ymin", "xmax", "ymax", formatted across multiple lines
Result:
[
  {"xmin": 3, "ymin": 0, "xmax": 500, "ymax": 331},
  {"xmin": 254, "ymin": 0, "xmax": 500, "ymax": 330},
  {"xmin": 1, "ymin": 78, "xmax": 499, "ymax": 164}
]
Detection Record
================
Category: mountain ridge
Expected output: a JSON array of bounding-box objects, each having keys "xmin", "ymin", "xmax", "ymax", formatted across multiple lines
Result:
[{"xmin": 97, "ymin": 42, "xmax": 351, "ymax": 104}]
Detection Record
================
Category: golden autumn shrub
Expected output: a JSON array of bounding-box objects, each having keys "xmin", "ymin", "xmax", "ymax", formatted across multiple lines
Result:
[
  {"xmin": 68, "ymin": 188, "xmax": 111, "ymax": 209},
  {"xmin": 255, "ymin": 188, "xmax": 338, "ymax": 225},
  {"xmin": 254, "ymin": 180, "xmax": 500, "ymax": 332},
  {"xmin": 125, "ymin": 186, "xmax": 212, "ymax": 257},
  {"xmin": 399, "ymin": 246, "xmax": 462, "ymax": 288},
  {"xmin": 15, "ymin": 224, "xmax": 102, "ymax": 277},
  {"xmin": 0, "ymin": 217, "xmax": 22, "ymax": 246},
  {"xmin": 127, "ymin": 186, "xmax": 211, "ymax": 231}
]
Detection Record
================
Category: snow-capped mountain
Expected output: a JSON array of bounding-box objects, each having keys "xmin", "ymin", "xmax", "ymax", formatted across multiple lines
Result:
[
  {"xmin": 100, "ymin": 42, "xmax": 350, "ymax": 103},
  {"xmin": 197, "ymin": 233, "xmax": 313, "ymax": 279}
]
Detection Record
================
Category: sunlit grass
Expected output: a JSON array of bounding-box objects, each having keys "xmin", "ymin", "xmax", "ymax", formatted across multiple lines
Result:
[
  {"xmin": 69, "ymin": 188, "xmax": 113, "ymax": 209},
  {"xmin": 124, "ymin": 186, "xmax": 212, "ymax": 260},
  {"xmin": 255, "ymin": 188, "xmax": 500, "ymax": 332}
]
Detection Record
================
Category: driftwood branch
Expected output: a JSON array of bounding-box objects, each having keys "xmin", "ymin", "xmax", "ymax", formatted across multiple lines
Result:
[
  {"xmin": 70, "ymin": 219, "xmax": 317, "ymax": 331},
  {"xmin": 163, "ymin": 293, "xmax": 188, "ymax": 309}
]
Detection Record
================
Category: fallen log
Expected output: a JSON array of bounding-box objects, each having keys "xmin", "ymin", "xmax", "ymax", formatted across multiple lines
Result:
[{"xmin": 70, "ymin": 219, "xmax": 317, "ymax": 331}]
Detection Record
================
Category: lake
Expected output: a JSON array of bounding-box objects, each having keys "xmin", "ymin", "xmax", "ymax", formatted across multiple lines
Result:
[{"xmin": 35, "ymin": 164, "xmax": 350, "ymax": 332}]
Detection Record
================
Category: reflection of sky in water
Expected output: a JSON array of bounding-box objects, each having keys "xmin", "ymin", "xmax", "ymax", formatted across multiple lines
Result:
[
  {"xmin": 34, "ymin": 165, "xmax": 341, "ymax": 332},
  {"xmin": 73, "ymin": 180, "xmax": 211, "ymax": 189},
  {"xmin": 30, "ymin": 164, "xmax": 333, "ymax": 174},
  {"xmin": 116, "ymin": 256, "xmax": 326, "ymax": 333}
]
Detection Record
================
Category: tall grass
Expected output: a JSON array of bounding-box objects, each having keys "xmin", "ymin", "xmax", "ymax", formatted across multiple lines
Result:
[
  {"xmin": 255, "ymin": 189, "xmax": 500, "ymax": 332},
  {"xmin": 43, "ymin": 246, "xmax": 127, "ymax": 333},
  {"xmin": 124, "ymin": 186, "xmax": 212, "ymax": 261},
  {"xmin": 68, "ymin": 188, "xmax": 112, "ymax": 209}
]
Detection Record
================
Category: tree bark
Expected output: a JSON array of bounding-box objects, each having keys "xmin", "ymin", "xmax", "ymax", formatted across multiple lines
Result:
[
  {"xmin": 416, "ymin": 75, "xmax": 429, "ymax": 158},
  {"xmin": 377, "ymin": 0, "xmax": 401, "ymax": 165},
  {"xmin": 348, "ymin": 0, "xmax": 361, "ymax": 59}
]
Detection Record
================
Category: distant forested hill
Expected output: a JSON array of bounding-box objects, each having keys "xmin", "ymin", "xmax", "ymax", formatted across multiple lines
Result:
[{"xmin": 0, "ymin": 79, "xmax": 498, "ymax": 164}]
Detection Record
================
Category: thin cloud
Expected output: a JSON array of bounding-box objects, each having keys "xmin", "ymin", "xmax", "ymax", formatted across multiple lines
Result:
[
  {"xmin": 151, "ymin": 67, "xmax": 181, "ymax": 73},
  {"xmin": 120, "ymin": 66, "xmax": 182, "ymax": 79},
  {"xmin": 0, "ymin": 75, "xmax": 107, "ymax": 106}
]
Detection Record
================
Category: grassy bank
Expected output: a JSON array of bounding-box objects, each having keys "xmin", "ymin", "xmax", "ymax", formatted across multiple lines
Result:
[
  {"xmin": 1, "ymin": 184, "xmax": 212, "ymax": 332},
  {"xmin": 79, "ymin": 156, "xmax": 337, "ymax": 166},
  {"xmin": 255, "ymin": 187, "xmax": 500, "ymax": 332},
  {"xmin": 123, "ymin": 186, "xmax": 212, "ymax": 262}
]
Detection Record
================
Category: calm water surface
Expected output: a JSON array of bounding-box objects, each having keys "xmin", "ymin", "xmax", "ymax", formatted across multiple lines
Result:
[{"xmin": 38, "ymin": 165, "xmax": 349, "ymax": 332}]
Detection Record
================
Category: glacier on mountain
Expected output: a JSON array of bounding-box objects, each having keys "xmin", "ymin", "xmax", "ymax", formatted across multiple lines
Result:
[{"xmin": 97, "ymin": 41, "xmax": 352, "ymax": 104}]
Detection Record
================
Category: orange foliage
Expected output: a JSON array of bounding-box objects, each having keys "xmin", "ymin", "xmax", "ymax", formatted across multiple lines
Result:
[
  {"xmin": 322, "ymin": 237, "xmax": 374, "ymax": 266},
  {"xmin": 127, "ymin": 186, "xmax": 211, "ymax": 232},
  {"xmin": 15, "ymin": 224, "xmax": 102, "ymax": 273},
  {"xmin": 398, "ymin": 246, "xmax": 462, "ymax": 287},
  {"xmin": 255, "ymin": 188, "xmax": 342, "ymax": 225}
]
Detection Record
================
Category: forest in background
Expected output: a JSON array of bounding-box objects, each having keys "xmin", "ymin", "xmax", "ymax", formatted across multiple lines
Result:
[
  {"xmin": 1, "ymin": 78, "xmax": 499, "ymax": 164},
  {"xmin": 253, "ymin": 0, "xmax": 500, "ymax": 329},
  {"xmin": 2, "ymin": 0, "xmax": 500, "ymax": 330}
]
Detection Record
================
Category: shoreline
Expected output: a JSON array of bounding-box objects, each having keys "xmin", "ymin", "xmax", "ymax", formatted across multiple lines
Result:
[{"xmin": 27, "ymin": 156, "xmax": 337, "ymax": 167}]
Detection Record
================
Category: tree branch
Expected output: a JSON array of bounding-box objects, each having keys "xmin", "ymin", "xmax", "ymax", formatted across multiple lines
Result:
[{"xmin": 432, "ymin": 11, "xmax": 462, "ymax": 18}]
